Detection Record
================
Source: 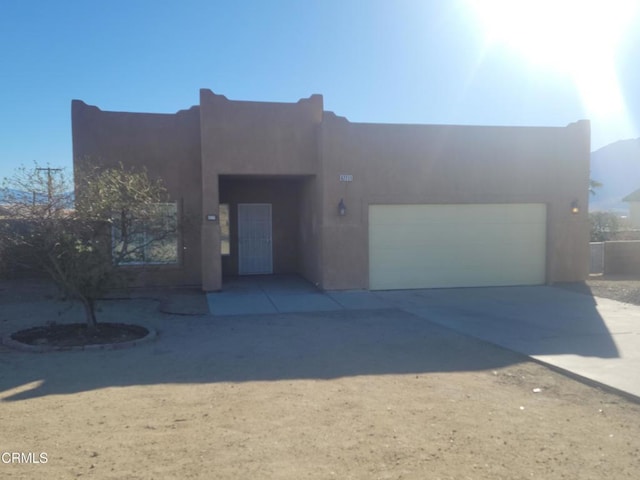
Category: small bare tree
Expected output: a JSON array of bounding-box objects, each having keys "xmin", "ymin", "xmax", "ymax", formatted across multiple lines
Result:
[{"xmin": 0, "ymin": 161, "xmax": 177, "ymax": 330}]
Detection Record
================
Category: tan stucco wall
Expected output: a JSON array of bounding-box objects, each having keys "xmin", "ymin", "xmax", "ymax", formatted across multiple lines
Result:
[
  {"xmin": 199, "ymin": 90, "xmax": 323, "ymax": 290},
  {"xmin": 318, "ymin": 114, "xmax": 591, "ymax": 289},
  {"xmin": 298, "ymin": 176, "xmax": 322, "ymax": 286},
  {"xmin": 71, "ymin": 100, "xmax": 203, "ymax": 286}
]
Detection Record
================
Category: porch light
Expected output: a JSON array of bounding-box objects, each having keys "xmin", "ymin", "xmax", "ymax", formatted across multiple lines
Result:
[
  {"xmin": 338, "ymin": 198, "xmax": 347, "ymax": 216},
  {"xmin": 571, "ymin": 200, "xmax": 580, "ymax": 214}
]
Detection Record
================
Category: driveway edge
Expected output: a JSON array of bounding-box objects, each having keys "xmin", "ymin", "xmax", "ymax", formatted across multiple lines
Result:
[{"xmin": 528, "ymin": 356, "xmax": 640, "ymax": 405}]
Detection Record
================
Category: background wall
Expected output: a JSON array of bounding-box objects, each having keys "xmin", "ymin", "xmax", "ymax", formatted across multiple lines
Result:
[{"xmin": 604, "ymin": 241, "xmax": 640, "ymax": 275}]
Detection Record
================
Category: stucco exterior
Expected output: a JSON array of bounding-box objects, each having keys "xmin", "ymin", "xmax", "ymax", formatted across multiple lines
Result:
[{"xmin": 72, "ymin": 89, "xmax": 591, "ymax": 291}]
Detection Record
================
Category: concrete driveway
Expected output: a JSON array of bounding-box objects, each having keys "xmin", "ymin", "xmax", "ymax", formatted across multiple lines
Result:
[
  {"xmin": 208, "ymin": 277, "xmax": 640, "ymax": 400},
  {"xmin": 375, "ymin": 286, "xmax": 640, "ymax": 400}
]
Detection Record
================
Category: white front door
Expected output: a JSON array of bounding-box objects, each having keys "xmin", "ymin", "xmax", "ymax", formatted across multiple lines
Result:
[{"xmin": 238, "ymin": 203, "xmax": 273, "ymax": 275}]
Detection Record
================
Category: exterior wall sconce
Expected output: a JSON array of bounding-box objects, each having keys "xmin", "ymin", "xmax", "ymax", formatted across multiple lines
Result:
[
  {"xmin": 571, "ymin": 200, "xmax": 580, "ymax": 214},
  {"xmin": 338, "ymin": 198, "xmax": 347, "ymax": 216}
]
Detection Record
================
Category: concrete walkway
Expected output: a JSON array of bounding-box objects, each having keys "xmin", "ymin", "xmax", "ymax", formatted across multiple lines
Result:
[
  {"xmin": 208, "ymin": 276, "xmax": 640, "ymax": 401},
  {"xmin": 207, "ymin": 275, "xmax": 389, "ymax": 315}
]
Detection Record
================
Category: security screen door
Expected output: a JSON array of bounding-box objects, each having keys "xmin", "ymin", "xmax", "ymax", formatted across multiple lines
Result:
[{"xmin": 238, "ymin": 203, "xmax": 273, "ymax": 275}]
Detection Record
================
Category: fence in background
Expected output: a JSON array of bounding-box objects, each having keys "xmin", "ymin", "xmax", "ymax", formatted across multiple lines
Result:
[
  {"xmin": 591, "ymin": 241, "xmax": 640, "ymax": 275},
  {"xmin": 590, "ymin": 242, "xmax": 604, "ymax": 274}
]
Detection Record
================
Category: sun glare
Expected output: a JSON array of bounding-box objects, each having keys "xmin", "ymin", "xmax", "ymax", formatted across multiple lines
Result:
[{"xmin": 468, "ymin": 0, "xmax": 637, "ymax": 120}]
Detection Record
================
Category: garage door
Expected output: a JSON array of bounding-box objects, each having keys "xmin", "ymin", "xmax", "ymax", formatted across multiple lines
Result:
[{"xmin": 369, "ymin": 204, "xmax": 546, "ymax": 290}]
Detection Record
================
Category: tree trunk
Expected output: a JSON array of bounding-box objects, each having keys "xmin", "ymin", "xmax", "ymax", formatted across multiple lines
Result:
[{"xmin": 82, "ymin": 297, "xmax": 98, "ymax": 331}]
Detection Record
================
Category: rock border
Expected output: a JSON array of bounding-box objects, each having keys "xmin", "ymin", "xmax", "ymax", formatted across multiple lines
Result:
[{"xmin": 0, "ymin": 325, "xmax": 157, "ymax": 353}]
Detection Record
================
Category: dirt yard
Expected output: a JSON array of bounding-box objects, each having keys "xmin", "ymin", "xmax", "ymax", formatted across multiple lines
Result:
[
  {"xmin": 1, "ymin": 279, "xmax": 639, "ymax": 479},
  {"xmin": 584, "ymin": 275, "xmax": 640, "ymax": 306}
]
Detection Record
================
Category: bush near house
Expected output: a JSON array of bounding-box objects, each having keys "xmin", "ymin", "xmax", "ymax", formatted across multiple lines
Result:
[{"xmin": 0, "ymin": 162, "xmax": 176, "ymax": 330}]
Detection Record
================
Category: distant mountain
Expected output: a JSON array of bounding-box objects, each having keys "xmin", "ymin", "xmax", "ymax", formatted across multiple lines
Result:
[
  {"xmin": 0, "ymin": 188, "xmax": 74, "ymax": 207},
  {"xmin": 590, "ymin": 138, "xmax": 640, "ymax": 213}
]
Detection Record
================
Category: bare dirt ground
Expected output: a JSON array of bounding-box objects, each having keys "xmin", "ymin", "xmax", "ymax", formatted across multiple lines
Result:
[
  {"xmin": 584, "ymin": 275, "xmax": 640, "ymax": 306},
  {"xmin": 556, "ymin": 274, "xmax": 640, "ymax": 307},
  {"xmin": 1, "ymin": 279, "xmax": 639, "ymax": 479}
]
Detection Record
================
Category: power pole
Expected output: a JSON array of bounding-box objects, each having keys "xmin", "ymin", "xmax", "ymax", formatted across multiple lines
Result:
[{"xmin": 35, "ymin": 167, "xmax": 62, "ymax": 204}]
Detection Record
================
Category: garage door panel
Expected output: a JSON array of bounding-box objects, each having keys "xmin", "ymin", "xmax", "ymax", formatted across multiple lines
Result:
[{"xmin": 369, "ymin": 204, "xmax": 546, "ymax": 290}]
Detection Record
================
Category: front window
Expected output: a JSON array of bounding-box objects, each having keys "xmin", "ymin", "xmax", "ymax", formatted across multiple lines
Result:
[{"xmin": 112, "ymin": 202, "xmax": 179, "ymax": 265}]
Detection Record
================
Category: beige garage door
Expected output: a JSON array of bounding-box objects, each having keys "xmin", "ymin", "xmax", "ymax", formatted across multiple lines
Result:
[{"xmin": 369, "ymin": 204, "xmax": 546, "ymax": 290}]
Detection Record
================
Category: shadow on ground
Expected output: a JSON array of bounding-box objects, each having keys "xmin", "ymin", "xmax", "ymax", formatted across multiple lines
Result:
[
  {"xmin": 1, "ymin": 308, "xmax": 531, "ymax": 402},
  {"xmin": 377, "ymin": 285, "xmax": 621, "ymax": 359},
  {"xmin": 0, "ymin": 279, "xmax": 625, "ymax": 402}
]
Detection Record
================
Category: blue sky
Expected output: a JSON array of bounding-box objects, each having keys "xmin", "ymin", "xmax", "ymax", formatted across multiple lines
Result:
[{"xmin": 1, "ymin": 0, "xmax": 639, "ymax": 181}]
